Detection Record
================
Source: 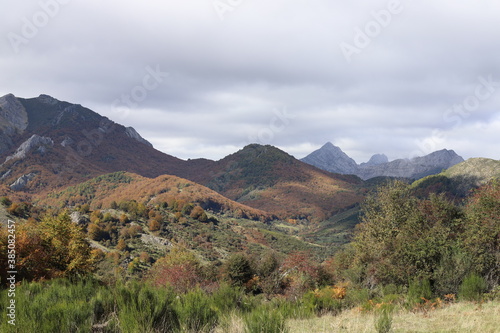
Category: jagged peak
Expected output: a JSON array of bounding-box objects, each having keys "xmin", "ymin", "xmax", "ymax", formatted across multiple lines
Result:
[
  {"xmin": 363, "ymin": 154, "xmax": 389, "ymax": 166},
  {"xmin": 0, "ymin": 93, "xmax": 16, "ymax": 100},
  {"xmin": 37, "ymin": 94, "xmax": 60, "ymax": 105}
]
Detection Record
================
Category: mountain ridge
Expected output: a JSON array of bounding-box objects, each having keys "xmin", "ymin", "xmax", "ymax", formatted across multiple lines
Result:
[
  {"xmin": 0, "ymin": 94, "xmax": 364, "ymax": 221},
  {"xmin": 301, "ymin": 142, "xmax": 464, "ymax": 180}
]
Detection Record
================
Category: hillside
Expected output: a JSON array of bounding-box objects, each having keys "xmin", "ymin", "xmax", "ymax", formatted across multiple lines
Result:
[
  {"xmin": 0, "ymin": 94, "xmax": 188, "ymax": 193},
  {"xmin": 190, "ymin": 144, "xmax": 365, "ymax": 221},
  {"xmin": 0, "ymin": 94, "xmax": 366, "ymax": 222},
  {"xmin": 37, "ymin": 171, "xmax": 272, "ymax": 221},
  {"xmin": 411, "ymin": 157, "xmax": 500, "ymax": 198}
]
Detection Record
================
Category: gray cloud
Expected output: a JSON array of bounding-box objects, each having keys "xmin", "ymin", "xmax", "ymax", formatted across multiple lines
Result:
[{"xmin": 1, "ymin": 0, "xmax": 499, "ymax": 163}]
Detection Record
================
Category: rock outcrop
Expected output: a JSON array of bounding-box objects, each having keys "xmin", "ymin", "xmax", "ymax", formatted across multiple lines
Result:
[
  {"xmin": 125, "ymin": 126, "xmax": 153, "ymax": 147},
  {"xmin": 10, "ymin": 173, "xmax": 36, "ymax": 191},
  {"xmin": 4, "ymin": 134, "xmax": 54, "ymax": 163},
  {"xmin": 0, "ymin": 93, "xmax": 29, "ymax": 154}
]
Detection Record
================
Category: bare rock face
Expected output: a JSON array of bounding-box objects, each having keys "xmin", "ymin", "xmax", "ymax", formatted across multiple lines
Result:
[
  {"xmin": 0, "ymin": 94, "xmax": 28, "ymax": 133},
  {"xmin": 4, "ymin": 134, "xmax": 54, "ymax": 163},
  {"xmin": 10, "ymin": 173, "xmax": 36, "ymax": 191},
  {"xmin": 301, "ymin": 142, "xmax": 359, "ymax": 174},
  {"xmin": 125, "ymin": 126, "xmax": 153, "ymax": 147},
  {"xmin": 0, "ymin": 94, "xmax": 29, "ymax": 154}
]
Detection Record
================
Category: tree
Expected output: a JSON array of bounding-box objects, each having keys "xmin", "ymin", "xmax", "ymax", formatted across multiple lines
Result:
[
  {"xmin": 223, "ymin": 253, "xmax": 254, "ymax": 286},
  {"xmin": 190, "ymin": 206, "xmax": 208, "ymax": 222},
  {"xmin": 148, "ymin": 219, "xmax": 161, "ymax": 232},
  {"xmin": 149, "ymin": 247, "xmax": 204, "ymax": 293},
  {"xmin": 463, "ymin": 180, "xmax": 500, "ymax": 286},
  {"xmin": 352, "ymin": 181, "xmax": 464, "ymax": 288},
  {"xmin": 116, "ymin": 238, "xmax": 127, "ymax": 251},
  {"xmin": 0, "ymin": 212, "xmax": 97, "ymax": 281}
]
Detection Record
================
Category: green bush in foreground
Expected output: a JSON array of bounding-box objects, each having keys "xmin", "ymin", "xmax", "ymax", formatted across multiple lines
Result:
[
  {"xmin": 459, "ymin": 273, "xmax": 487, "ymax": 302},
  {"xmin": 244, "ymin": 304, "xmax": 289, "ymax": 333},
  {"xmin": 175, "ymin": 288, "xmax": 218, "ymax": 333}
]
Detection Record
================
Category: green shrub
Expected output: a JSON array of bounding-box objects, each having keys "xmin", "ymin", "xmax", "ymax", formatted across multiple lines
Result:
[
  {"xmin": 459, "ymin": 273, "xmax": 487, "ymax": 302},
  {"xmin": 115, "ymin": 282, "xmax": 179, "ymax": 333},
  {"xmin": 301, "ymin": 287, "xmax": 343, "ymax": 315},
  {"xmin": 0, "ymin": 279, "xmax": 98, "ymax": 333},
  {"xmin": 374, "ymin": 307, "xmax": 393, "ymax": 333},
  {"xmin": 244, "ymin": 304, "xmax": 288, "ymax": 333},
  {"xmin": 175, "ymin": 288, "xmax": 218, "ymax": 333},
  {"xmin": 211, "ymin": 283, "xmax": 250, "ymax": 314},
  {"xmin": 345, "ymin": 287, "xmax": 371, "ymax": 307},
  {"xmin": 406, "ymin": 278, "xmax": 432, "ymax": 308}
]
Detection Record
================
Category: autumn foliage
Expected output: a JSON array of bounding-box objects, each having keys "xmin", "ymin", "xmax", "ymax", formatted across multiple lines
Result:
[{"xmin": 0, "ymin": 212, "xmax": 98, "ymax": 282}]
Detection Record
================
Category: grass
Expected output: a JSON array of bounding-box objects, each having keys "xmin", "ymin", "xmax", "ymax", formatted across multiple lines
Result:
[
  {"xmin": 288, "ymin": 301, "xmax": 500, "ymax": 333},
  {"xmin": 1, "ymin": 278, "xmax": 499, "ymax": 333}
]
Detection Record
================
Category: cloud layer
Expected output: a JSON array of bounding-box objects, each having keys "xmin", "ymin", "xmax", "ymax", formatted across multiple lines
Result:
[{"xmin": 1, "ymin": 0, "xmax": 499, "ymax": 162}]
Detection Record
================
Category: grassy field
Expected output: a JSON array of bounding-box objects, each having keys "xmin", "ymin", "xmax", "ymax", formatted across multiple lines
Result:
[{"xmin": 288, "ymin": 301, "xmax": 500, "ymax": 333}]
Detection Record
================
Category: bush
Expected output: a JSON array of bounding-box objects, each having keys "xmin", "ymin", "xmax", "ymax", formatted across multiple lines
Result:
[
  {"xmin": 115, "ymin": 282, "xmax": 179, "ymax": 333},
  {"xmin": 374, "ymin": 307, "xmax": 393, "ymax": 333},
  {"xmin": 0, "ymin": 279, "xmax": 97, "ymax": 333},
  {"xmin": 223, "ymin": 253, "xmax": 254, "ymax": 287},
  {"xmin": 175, "ymin": 288, "xmax": 218, "ymax": 333},
  {"xmin": 459, "ymin": 273, "xmax": 487, "ymax": 302},
  {"xmin": 302, "ymin": 286, "xmax": 344, "ymax": 315},
  {"xmin": 406, "ymin": 279, "xmax": 432, "ymax": 308},
  {"xmin": 0, "ymin": 196, "xmax": 12, "ymax": 207},
  {"xmin": 244, "ymin": 304, "xmax": 288, "ymax": 333}
]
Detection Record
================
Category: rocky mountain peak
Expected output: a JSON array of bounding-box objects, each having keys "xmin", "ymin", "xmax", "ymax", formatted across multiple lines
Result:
[
  {"xmin": 37, "ymin": 94, "xmax": 60, "ymax": 105},
  {"xmin": 300, "ymin": 142, "xmax": 359, "ymax": 175},
  {"xmin": 362, "ymin": 154, "xmax": 389, "ymax": 166},
  {"xmin": 0, "ymin": 93, "xmax": 28, "ymax": 133},
  {"xmin": 302, "ymin": 142, "xmax": 465, "ymax": 180}
]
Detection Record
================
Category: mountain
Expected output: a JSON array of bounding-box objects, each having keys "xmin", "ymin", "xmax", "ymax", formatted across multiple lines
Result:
[
  {"xmin": 300, "ymin": 142, "xmax": 359, "ymax": 174},
  {"xmin": 189, "ymin": 144, "xmax": 364, "ymax": 221},
  {"xmin": 0, "ymin": 94, "xmax": 365, "ymax": 222},
  {"xmin": 0, "ymin": 94, "xmax": 191, "ymax": 193},
  {"xmin": 359, "ymin": 153, "xmax": 389, "ymax": 167},
  {"xmin": 301, "ymin": 142, "xmax": 464, "ymax": 180},
  {"xmin": 410, "ymin": 157, "xmax": 500, "ymax": 199},
  {"xmin": 443, "ymin": 157, "xmax": 500, "ymax": 183},
  {"xmin": 357, "ymin": 149, "xmax": 464, "ymax": 180}
]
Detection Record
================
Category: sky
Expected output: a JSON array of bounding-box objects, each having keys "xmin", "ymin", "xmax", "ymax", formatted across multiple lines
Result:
[{"xmin": 1, "ymin": 0, "xmax": 499, "ymax": 163}]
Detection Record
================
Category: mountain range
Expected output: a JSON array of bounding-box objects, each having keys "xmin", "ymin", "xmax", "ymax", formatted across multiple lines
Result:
[
  {"xmin": 301, "ymin": 142, "xmax": 464, "ymax": 180},
  {"xmin": 0, "ymin": 93, "xmax": 496, "ymax": 223},
  {"xmin": 0, "ymin": 94, "xmax": 362, "ymax": 221}
]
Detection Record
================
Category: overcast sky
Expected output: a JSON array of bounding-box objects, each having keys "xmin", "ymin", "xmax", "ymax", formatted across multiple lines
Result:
[{"xmin": 1, "ymin": 0, "xmax": 499, "ymax": 162}]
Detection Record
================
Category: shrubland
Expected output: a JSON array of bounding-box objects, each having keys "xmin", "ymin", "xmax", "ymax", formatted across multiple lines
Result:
[{"xmin": 0, "ymin": 179, "xmax": 498, "ymax": 332}]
